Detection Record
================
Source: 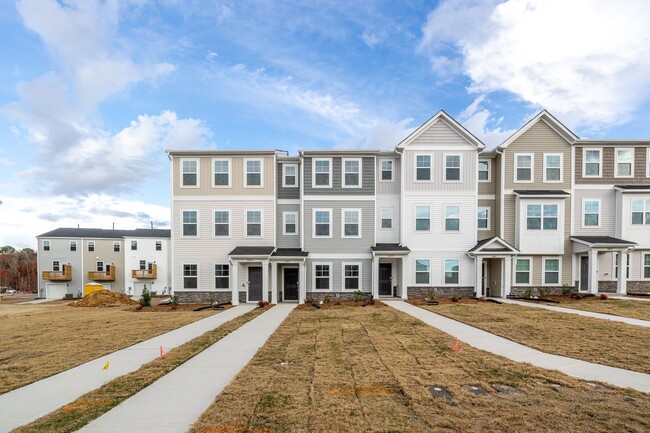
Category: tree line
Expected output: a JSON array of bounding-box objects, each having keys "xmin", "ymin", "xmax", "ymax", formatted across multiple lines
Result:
[{"xmin": 0, "ymin": 246, "xmax": 37, "ymax": 292}]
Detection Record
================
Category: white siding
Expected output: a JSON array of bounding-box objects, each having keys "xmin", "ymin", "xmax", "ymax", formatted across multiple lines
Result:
[
  {"xmin": 376, "ymin": 194, "xmax": 400, "ymax": 243},
  {"xmin": 123, "ymin": 237, "xmax": 171, "ymax": 295}
]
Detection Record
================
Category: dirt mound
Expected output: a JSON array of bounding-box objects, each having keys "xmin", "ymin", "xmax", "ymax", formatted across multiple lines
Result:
[{"xmin": 69, "ymin": 290, "xmax": 138, "ymax": 307}]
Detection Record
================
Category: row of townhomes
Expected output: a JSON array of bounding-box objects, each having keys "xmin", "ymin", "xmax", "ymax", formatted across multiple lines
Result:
[{"xmin": 37, "ymin": 110, "xmax": 650, "ymax": 303}]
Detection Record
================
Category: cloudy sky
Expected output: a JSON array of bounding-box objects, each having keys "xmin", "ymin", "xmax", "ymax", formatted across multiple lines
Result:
[{"xmin": 2, "ymin": 0, "xmax": 650, "ymax": 249}]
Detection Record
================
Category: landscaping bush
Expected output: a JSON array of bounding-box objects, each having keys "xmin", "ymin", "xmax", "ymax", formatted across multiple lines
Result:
[
  {"xmin": 600, "ymin": 293, "xmax": 608, "ymax": 300},
  {"xmin": 139, "ymin": 286, "xmax": 151, "ymax": 308}
]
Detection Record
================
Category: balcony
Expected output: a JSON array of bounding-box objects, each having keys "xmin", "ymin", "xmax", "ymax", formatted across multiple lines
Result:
[
  {"xmin": 42, "ymin": 266, "xmax": 72, "ymax": 281},
  {"xmin": 88, "ymin": 266, "xmax": 116, "ymax": 281},
  {"xmin": 132, "ymin": 264, "xmax": 157, "ymax": 279}
]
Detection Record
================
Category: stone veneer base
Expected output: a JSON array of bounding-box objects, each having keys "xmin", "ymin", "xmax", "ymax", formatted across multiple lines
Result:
[{"xmin": 407, "ymin": 287, "xmax": 475, "ymax": 298}]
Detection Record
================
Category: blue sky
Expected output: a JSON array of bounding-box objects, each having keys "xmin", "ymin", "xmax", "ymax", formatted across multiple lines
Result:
[{"xmin": 2, "ymin": 0, "xmax": 650, "ymax": 248}]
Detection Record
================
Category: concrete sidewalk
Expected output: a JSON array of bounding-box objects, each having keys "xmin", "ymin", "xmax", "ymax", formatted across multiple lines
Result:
[
  {"xmin": 17, "ymin": 298, "xmax": 56, "ymax": 305},
  {"xmin": 0, "ymin": 305, "xmax": 256, "ymax": 433},
  {"xmin": 497, "ymin": 298, "xmax": 650, "ymax": 328},
  {"xmin": 78, "ymin": 303, "xmax": 297, "ymax": 433},
  {"xmin": 608, "ymin": 295, "xmax": 650, "ymax": 302},
  {"xmin": 385, "ymin": 301, "xmax": 650, "ymax": 393}
]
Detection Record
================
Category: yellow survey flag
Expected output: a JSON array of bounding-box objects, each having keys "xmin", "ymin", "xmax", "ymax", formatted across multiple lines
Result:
[{"xmin": 102, "ymin": 361, "xmax": 109, "ymax": 371}]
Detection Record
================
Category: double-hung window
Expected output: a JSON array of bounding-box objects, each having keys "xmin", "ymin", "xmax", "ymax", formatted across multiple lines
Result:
[
  {"xmin": 87, "ymin": 241, "xmax": 94, "ymax": 252},
  {"xmin": 615, "ymin": 253, "xmax": 630, "ymax": 279},
  {"xmin": 444, "ymin": 154, "xmax": 461, "ymax": 181},
  {"xmin": 616, "ymin": 149, "xmax": 633, "ymax": 177},
  {"xmin": 314, "ymin": 264, "xmax": 331, "ymax": 290},
  {"xmin": 644, "ymin": 254, "xmax": 650, "ymax": 279},
  {"xmin": 416, "ymin": 155, "xmax": 431, "ymax": 181},
  {"xmin": 96, "ymin": 261, "xmax": 104, "ymax": 272},
  {"xmin": 444, "ymin": 259, "xmax": 460, "ymax": 284},
  {"xmin": 215, "ymin": 264, "xmax": 229, "ymax": 289},
  {"xmin": 113, "ymin": 241, "xmax": 121, "ymax": 252},
  {"xmin": 343, "ymin": 159, "xmax": 361, "ymax": 187},
  {"xmin": 526, "ymin": 204, "xmax": 558, "ymax": 230},
  {"xmin": 381, "ymin": 208, "xmax": 393, "ymax": 229},
  {"xmin": 213, "ymin": 158, "xmax": 230, "ymax": 187},
  {"xmin": 544, "ymin": 154, "xmax": 562, "ymax": 182},
  {"xmin": 283, "ymin": 164, "xmax": 297, "ymax": 187},
  {"xmin": 131, "ymin": 240, "xmax": 137, "ymax": 251},
  {"xmin": 314, "ymin": 209, "xmax": 331, "ymax": 237},
  {"xmin": 139, "ymin": 260, "xmax": 146, "ymax": 270},
  {"xmin": 181, "ymin": 159, "xmax": 198, "ymax": 187},
  {"xmin": 631, "ymin": 199, "xmax": 650, "ymax": 225},
  {"xmin": 478, "ymin": 159, "xmax": 490, "ymax": 181},
  {"xmin": 246, "ymin": 210, "xmax": 262, "ymax": 236},
  {"xmin": 43, "ymin": 240, "xmax": 50, "ymax": 251},
  {"xmin": 415, "ymin": 206, "xmax": 431, "ymax": 231},
  {"xmin": 584, "ymin": 149, "xmax": 601, "ymax": 177},
  {"xmin": 182, "ymin": 211, "xmax": 198, "ymax": 236},
  {"xmin": 583, "ymin": 200, "xmax": 600, "ymax": 227},
  {"xmin": 183, "ymin": 264, "xmax": 198, "ymax": 289},
  {"xmin": 283, "ymin": 212, "xmax": 298, "ymax": 235},
  {"xmin": 343, "ymin": 263, "xmax": 361, "ymax": 290},
  {"xmin": 515, "ymin": 259, "xmax": 530, "ymax": 284},
  {"xmin": 69, "ymin": 240, "xmax": 77, "ymax": 252},
  {"xmin": 156, "ymin": 241, "xmax": 162, "ymax": 251},
  {"xmin": 380, "ymin": 160, "xmax": 393, "ymax": 181},
  {"xmin": 313, "ymin": 159, "xmax": 331, "ymax": 187},
  {"xmin": 515, "ymin": 154, "xmax": 533, "ymax": 182},
  {"xmin": 477, "ymin": 207, "xmax": 489, "ymax": 230},
  {"xmin": 342, "ymin": 209, "xmax": 361, "ymax": 237},
  {"xmin": 214, "ymin": 210, "xmax": 230, "ymax": 236},
  {"xmin": 52, "ymin": 260, "xmax": 60, "ymax": 272},
  {"xmin": 543, "ymin": 258, "xmax": 560, "ymax": 285},
  {"xmin": 415, "ymin": 259, "xmax": 430, "ymax": 284},
  {"xmin": 245, "ymin": 159, "xmax": 262, "ymax": 187},
  {"xmin": 445, "ymin": 205, "xmax": 460, "ymax": 231}
]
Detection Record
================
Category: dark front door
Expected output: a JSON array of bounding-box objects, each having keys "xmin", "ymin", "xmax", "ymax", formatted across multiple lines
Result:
[
  {"xmin": 248, "ymin": 267, "xmax": 263, "ymax": 301},
  {"xmin": 283, "ymin": 268, "xmax": 299, "ymax": 301},
  {"xmin": 580, "ymin": 256, "xmax": 589, "ymax": 291},
  {"xmin": 379, "ymin": 263, "xmax": 392, "ymax": 296}
]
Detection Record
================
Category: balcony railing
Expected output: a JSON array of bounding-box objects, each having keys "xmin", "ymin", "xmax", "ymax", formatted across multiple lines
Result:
[
  {"xmin": 132, "ymin": 264, "xmax": 157, "ymax": 279},
  {"xmin": 42, "ymin": 266, "xmax": 72, "ymax": 281},
  {"xmin": 88, "ymin": 266, "xmax": 116, "ymax": 281}
]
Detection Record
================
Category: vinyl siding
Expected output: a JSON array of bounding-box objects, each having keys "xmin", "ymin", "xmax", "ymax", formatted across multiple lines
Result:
[
  {"xmin": 277, "ymin": 162, "xmax": 300, "ymax": 199},
  {"xmin": 494, "ymin": 154, "xmax": 502, "ymax": 237},
  {"xmin": 477, "ymin": 199, "xmax": 496, "ymax": 240},
  {"xmin": 515, "ymin": 255, "xmax": 571, "ymax": 287},
  {"xmin": 376, "ymin": 156, "xmax": 400, "ymax": 195},
  {"xmin": 303, "ymin": 157, "xmax": 375, "ymax": 195},
  {"xmin": 573, "ymin": 189, "xmax": 616, "ymax": 236},
  {"xmin": 402, "ymin": 149, "xmax": 477, "ymax": 192},
  {"xmin": 376, "ymin": 194, "xmax": 400, "ymax": 243},
  {"xmin": 503, "ymin": 193, "xmax": 516, "ymax": 245},
  {"xmin": 478, "ymin": 157, "xmax": 496, "ymax": 195},
  {"xmin": 276, "ymin": 204, "xmax": 301, "ymax": 248},
  {"xmin": 303, "ymin": 200, "xmax": 375, "ymax": 254},
  {"xmin": 575, "ymin": 146, "xmax": 650, "ymax": 184},
  {"xmin": 306, "ymin": 259, "xmax": 372, "ymax": 292},
  {"xmin": 38, "ymin": 238, "xmax": 83, "ymax": 296},
  {"xmin": 82, "ymin": 239, "xmax": 126, "ymax": 291},
  {"xmin": 406, "ymin": 254, "xmax": 474, "ymax": 287}
]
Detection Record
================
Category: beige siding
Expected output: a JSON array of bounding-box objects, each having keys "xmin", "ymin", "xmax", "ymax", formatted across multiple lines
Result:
[
  {"xmin": 402, "ymin": 149, "xmax": 477, "ymax": 192},
  {"xmin": 478, "ymin": 157, "xmax": 496, "ymax": 195},
  {"xmin": 82, "ymin": 239, "xmax": 125, "ymax": 291},
  {"xmin": 477, "ymin": 199, "xmax": 495, "ymax": 240},
  {"xmin": 573, "ymin": 189, "xmax": 616, "ymax": 236},
  {"xmin": 503, "ymin": 194, "xmax": 516, "ymax": 244},
  {"xmin": 494, "ymin": 154, "xmax": 502, "ymax": 237}
]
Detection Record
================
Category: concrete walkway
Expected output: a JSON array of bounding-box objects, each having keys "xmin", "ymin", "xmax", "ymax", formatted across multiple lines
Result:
[
  {"xmin": 496, "ymin": 298, "xmax": 650, "ymax": 328},
  {"xmin": 385, "ymin": 301, "xmax": 650, "ymax": 393},
  {"xmin": 17, "ymin": 298, "xmax": 56, "ymax": 305},
  {"xmin": 77, "ymin": 303, "xmax": 296, "ymax": 433},
  {"xmin": 0, "ymin": 305, "xmax": 256, "ymax": 433},
  {"xmin": 607, "ymin": 295, "xmax": 650, "ymax": 302}
]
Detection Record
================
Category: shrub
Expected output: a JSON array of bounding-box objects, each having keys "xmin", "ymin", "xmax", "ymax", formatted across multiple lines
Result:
[
  {"xmin": 171, "ymin": 295, "xmax": 179, "ymax": 306},
  {"xmin": 561, "ymin": 285, "xmax": 573, "ymax": 296},
  {"xmin": 353, "ymin": 290, "xmax": 364, "ymax": 302},
  {"xmin": 600, "ymin": 293, "xmax": 608, "ymax": 300},
  {"xmin": 523, "ymin": 288, "xmax": 534, "ymax": 299},
  {"xmin": 139, "ymin": 285, "xmax": 151, "ymax": 307},
  {"xmin": 426, "ymin": 290, "xmax": 436, "ymax": 301},
  {"xmin": 323, "ymin": 296, "xmax": 331, "ymax": 303}
]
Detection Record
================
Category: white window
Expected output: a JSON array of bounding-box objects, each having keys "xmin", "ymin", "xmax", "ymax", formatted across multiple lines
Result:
[
  {"xmin": 515, "ymin": 154, "xmax": 533, "ymax": 182},
  {"xmin": 246, "ymin": 210, "xmax": 262, "ymax": 236},
  {"xmin": 343, "ymin": 158, "xmax": 361, "ymax": 187},
  {"xmin": 415, "ymin": 205, "xmax": 431, "ymax": 231},
  {"xmin": 283, "ymin": 164, "xmax": 298, "ymax": 187},
  {"xmin": 615, "ymin": 253, "xmax": 630, "ymax": 279},
  {"xmin": 131, "ymin": 240, "xmax": 137, "ymax": 251},
  {"xmin": 43, "ymin": 240, "xmax": 50, "ymax": 251},
  {"xmin": 444, "ymin": 205, "xmax": 460, "ymax": 231},
  {"xmin": 342, "ymin": 263, "xmax": 361, "ymax": 290},
  {"xmin": 583, "ymin": 200, "xmax": 600, "ymax": 227},
  {"xmin": 52, "ymin": 260, "xmax": 60, "ymax": 272},
  {"xmin": 342, "ymin": 209, "xmax": 361, "ymax": 237},
  {"xmin": 283, "ymin": 211, "xmax": 298, "ymax": 235},
  {"xmin": 313, "ymin": 263, "xmax": 331, "ymax": 291},
  {"xmin": 96, "ymin": 261, "xmax": 104, "ymax": 272},
  {"xmin": 215, "ymin": 264, "xmax": 229, "ymax": 289},
  {"xmin": 515, "ymin": 258, "xmax": 531, "ymax": 285},
  {"xmin": 526, "ymin": 204, "xmax": 558, "ymax": 230},
  {"xmin": 139, "ymin": 260, "xmax": 146, "ymax": 270},
  {"xmin": 313, "ymin": 209, "xmax": 331, "ymax": 237},
  {"xmin": 631, "ymin": 199, "xmax": 650, "ymax": 225},
  {"xmin": 156, "ymin": 241, "xmax": 162, "ymax": 251},
  {"xmin": 444, "ymin": 154, "xmax": 461, "ymax": 181},
  {"xmin": 583, "ymin": 149, "xmax": 602, "ymax": 177},
  {"xmin": 214, "ymin": 210, "xmax": 230, "ymax": 236},
  {"xmin": 181, "ymin": 159, "xmax": 199, "ymax": 187},
  {"xmin": 182, "ymin": 211, "xmax": 198, "ymax": 236},
  {"xmin": 69, "ymin": 240, "xmax": 77, "ymax": 252},
  {"xmin": 644, "ymin": 254, "xmax": 650, "ymax": 279},
  {"xmin": 87, "ymin": 241, "xmax": 94, "ymax": 252},
  {"xmin": 416, "ymin": 155, "xmax": 431, "ymax": 181},
  {"xmin": 113, "ymin": 241, "xmax": 120, "ymax": 252},
  {"xmin": 444, "ymin": 259, "xmax": 460, "ymax": 284},
  {"xmin": 478, "ymin": 159, "xmax": 490, "ymax": 181},
  {"xmin": 313, "ymin": 158, "xmax": 331, "ymax": 187},
  {"xmin": 245, "ymin": 159, "xmax": 263, "ymax": 187},
  {"xmin": 616, "ymin": 149, "xmax": 633, "ymax": 177},
  {"xmin": 544, "ymin": 154, "xmax": 562, "ymax": 182},
  {"xmin": 381, "ymin": 208, "xmax": 393, "ymax": 229},
  {"xmin": 543, "ymin": 258, "xmax": 560, "ymax": 285},
  {"xmin": 415, "ymin": 259, "xmax": 430, "ymax": 284},
  {"xmin": 477, "ymin": 207, "xmax": 489, "ymax": 230},
  {"xmin": 380, "ymin": 159, "xmax": 393, "ymax": 181},
  {"xmin": 183, "ymin": 264, "xmax": 198, "ymax": 289},
  {"xmin": 213, "ymin": 158, "xmax": 231, "ymax": 187}
]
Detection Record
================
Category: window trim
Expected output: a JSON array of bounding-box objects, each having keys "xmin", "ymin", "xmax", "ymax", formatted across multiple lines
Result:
[
  {"xmin": 244, "ymin": 209, "xmax": 264, "ymax": 238},
  {"xmin": 282, "ymin": 211, "xmax": 299, "ymax": 236},
  {"xmin": 415, "ymin": 204, "xmax": 432, "ymax": 232},
  {"xmin": 69, "ymin": 240, "xmax": 77, "ymax": 252},
  {"xmin": 582, "ymin": 199, "xmax": 601, "ymax": 228},
  {"xmin": 180, "ymin": 158, "xmax": 200, "ymax": 188},
  {"xmin": 312, "ymin": 208, "xmax": 332, "ymax": 238},
  {"xmin": 342, "ymin": 262, "xmax": 362, "ymax": 291},
  {"xmin": 244, "ymin": 158, "xmax": 264, "ymax": 188},
  {"xmin": 213, "ymin": 209, "xmax": 231, "ymax": 238},
  {"xmin": 96, "ymin": 261, "xmax": 104, "ymax": 272},
  {"xmin": 113, "ymin": 241, "xmax": 121, "ymax": 252},
  {"xmin": 614, "ymin": 253, "xmax": 631, "ymax": 279},
  {"xmin": 155, "ymin": 241, "xmax": 162, "ymax": 251},
  {"xmin": 526, "ymin": 203, "xmax": 559, "ymax": 231},
  {"xmin": 542, "ymin": 257, "xmax": 561, "ymax": 286},
  {"xmin": 514, "ymin": 257, "xmax": 532, "ymax": 286},
  {"xmin": 583, "ymin": 148, "xmax": 602, "ymax": 178},
  {"xmin": 379, "ymin": 159, "xmax": 394, "ymax": 182},
  {"xmin": 181, "ymin": 210, "xmax": 199, "ymax": 238},
  {"xmin": 477, "ymin": 207, "xmax": 490, "ymax": 231},
  {"xmin": 543, "ymin": 153, "xmax": 563, "ymax": 183},
  {"xmin": 214, "ymin": 263, "xmax": 230, "ymax": 291},
  {"xmin": 414, "ymin": 258, "xmax": 431, "ymax": 285},
  {"xmin": 131, "ymin": 240, "xmax": 137, "ymax": 251},
  {"xmin": 443, "ymin": 258, "xmax": 460, "ymax": 285},
  {"xmin": 415, "ymin": 154, "xmax": 432, "ymax": 182},
  {"xmin": 380, "ymin": 208, "xmax": 393, "ymax": 230},
  {"xmin": 312, "ymin": 158, "xmax": 332, "ymax": 188},
  {"xmin": 631, "ymin": 199, "xmax": 650, "ymax": 225},
  {"xmin": 341, "ymin": 208, "xmax": 362, "ymax": 238},
  {"xmin": 212, "ymin": 157, "xmax": 231, "ymax": 188},
  {"xmin": 615, "ymin": 148, "xmax": 634, "ymax": 178},
  {"xmin": 52, "ymin": 260, "xmax": 60, "ymax": 272},
  {"xmin": 443, "ymin": 153, "xmax": 462, "ymax": 183},
  {"xmin": 643, "ymin": 253, "xmax": 650, "ymax": 280},
  {"xmin": 514, "ymin": 153, "xmax": 534, "ymax": 183},
  {"xmin": 182, "ymin": 263, "xmax": 199, "ymax": 290},
  {"xmin": 312, "ymin": 262, "xmax": 333, "ymax": 292},
  {"xmin": 444, "ymin": 204, "xmax": 461, "ymax": 232},
  {"xmin": 87, "ymin": 240, "xmax": 95, "ymax": 252},
  {"xmin": 43, "ymin": 240, "xmax": 50, "ymax": 251},
  {"xmin": 282, "ymin": 163, "xmax": 298, "ymax": 188},
  {"xmin": 342, "ymin": 158, "xmax": 362, "ymax": 188},
  {"xmin": 478, "ymin": 159, "xmax": 491, "ymax": 182}
]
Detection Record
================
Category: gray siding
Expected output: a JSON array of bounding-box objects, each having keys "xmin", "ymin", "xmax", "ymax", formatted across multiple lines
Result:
[
  {"xmin": 303, "ymin": 157, "xmax": 375, "ymax": 195},
  {"xmin": 303, "ymin": 200, "xmax": 375, "ymax": 253},
  {"xmin": 573, "ymin": 189, "xmax": 616, "ymax": 236},
  {"xmin": 276, "ymin": 204, "xmax": 301, "ymax": 248},
  {"xmin": 376, "ymin": 156, "xmax": 400, "ymax": 195},
  {"xmin": 306, "ymin": 258, "xmax": 372, "ymax": 292},
  {"xmin": 38, "ymin": 238, "xmax": 83, "ymax": 296},
  {"xmin": 277, "ymin": 162, "xmax": 300, "ymax": 199}
]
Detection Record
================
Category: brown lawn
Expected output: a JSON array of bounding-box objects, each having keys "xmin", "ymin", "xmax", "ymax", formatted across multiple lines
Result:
[
  {"xmin": 540, "ymin": 297, "xmax": 650, "ymax": 321},
  {"xmin": 189, "ymin": 305, "xmax": 650, "ymax": 433},
  {"xmin": 421, "ymin": 301, "xmax": 650, "ymax": 374},
  {"xmin": 0, "ymin": 302, "xmax": 216, "ymax": 394}
]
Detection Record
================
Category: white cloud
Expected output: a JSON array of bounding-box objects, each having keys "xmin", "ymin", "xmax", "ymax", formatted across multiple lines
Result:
[
  {"xmin": 361, "ymin": 30, "xmax": 384, "ymax": 48},
  {"xmin": 340, "ymin": 118, "xmax": 414, "ymax": 150},
  {"xmin": 420, "ymin": 0, "xmax": 650, "ymax": 130},
  {"xmin": 457, "ymin": 96, "xmax": 517, "ymax": 148}
]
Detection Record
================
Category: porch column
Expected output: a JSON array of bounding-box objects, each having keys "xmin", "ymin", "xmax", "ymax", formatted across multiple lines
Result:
[
  {"xmin": 372, "ymin": 256, "xmax": 379, "ymax": 298},
  {"xmin": 617, "ymin": 250, "xmax": 628, "ymax": 295},
  {"xmin": 298, "ymin": 260, "xmax": 306, "ymax": 304},
  {"xmin": 474, "ymin": 256, "xmax": 483, "ymax": 297},
  {"xmin": 400, "ymin": 256, "xmax": 408, "ymax": 299},
  {"xmin": 588, "ymin": 249, "xmax": 599, "ymax": 294},
  {"xmin": 231, "ymin": 260, "xmax": 239, "ymax": 305},
  {"xmin": 271, "ymin": 261, "xmax": 278, "ymax": 304},
  {"xmin": 262, "ymin": 260, "xmax": 269, "ymax": 302},
  {"xmin": 503, "ymin": 257, "xmax": 512, "ymax": 297}
]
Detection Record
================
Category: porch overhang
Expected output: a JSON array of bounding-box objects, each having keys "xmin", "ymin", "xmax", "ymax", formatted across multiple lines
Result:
[
  {"xmin": 570, "ymin": 236, "xmax": 637, "ymax": 253},
  {"xmin": 270, "ymin": 248, "xmax": 309, "ymax": 260},
  {"xmin": 370, "ymin": 243, "xmax": 411, "ymax": 257},
  {"xmin": 514, "ymin": 190, "xmax": 570, "ymax": 198},
  {"xmin": 467, "ymin": 236, "xmax": 519, "ymax": 257},
  {"xmin": 228, "ymin": 246, "xmax": 275, "ymax": 260},
  {"xmin": 614, "ymin": 184, "xmax": 650, "ymax": 193}
]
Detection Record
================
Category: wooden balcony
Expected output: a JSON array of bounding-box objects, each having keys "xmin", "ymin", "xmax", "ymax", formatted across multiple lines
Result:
[
  {"xmin": 42, "ymin": 266, "xmax": 72, "ymax": 281},
  {"xmin": 132, "ymin": 264, "xmax": 157, "ymax": 279},
  {"xmin": 88, "ymin": 266, "xmax": 116, "ymax": 281}
]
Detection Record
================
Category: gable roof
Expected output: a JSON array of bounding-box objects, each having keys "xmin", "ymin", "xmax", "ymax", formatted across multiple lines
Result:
[
  {"xmin": 498, "ymin": 110, "xmax": 578, "ymax": 150},
  {"xmin": 468, "ymin": 236, "xmax": 519, "ymax": 255},
  {"xmin": 396, "ymin": 110, "xmax": 485, "ymax": 151}
]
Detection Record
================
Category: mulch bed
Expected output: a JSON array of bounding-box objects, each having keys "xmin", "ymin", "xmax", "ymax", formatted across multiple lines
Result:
[{"xmin": 297, "ymin": 299, "xmax": 387, "ymax": 309}]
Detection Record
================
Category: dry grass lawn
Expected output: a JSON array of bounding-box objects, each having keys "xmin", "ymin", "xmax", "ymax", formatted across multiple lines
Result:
[
  {"xmin": 0, "ymin": 303, "xmax": 216, "ymax": 394},
  {"xmin": 423, "ymin": 302, "xmax": 650, "ymax": 374},
  {"xmin": 189, "ymin": 304, "xmax": 650, "ymax": 433},
  {"xmin": 544, "ymin": 298, "xmax": 650, "ymax": 321}
]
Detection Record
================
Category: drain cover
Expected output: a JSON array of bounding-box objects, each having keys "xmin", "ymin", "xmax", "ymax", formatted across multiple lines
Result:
[
  {"xmin": 464, "ymin": 385, "xmax": 488, "ymax": 396},
  {"xmin": 427, "ymin": 386, "xmax": 456, "ymax": 405}
]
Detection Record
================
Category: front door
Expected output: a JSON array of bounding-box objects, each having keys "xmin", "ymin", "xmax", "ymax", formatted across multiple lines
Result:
[
  {"xmin": 248, "ymin": 267, "xmax": 263, "ymax": 301},
  {"xmin": 379, "ymin": 263, "xmax": 392, "ymax": 296},
  {"xmin": 580, "ymin": 256, "xmax": 589, "ymax": 292},
  {"xmin": 283, "ymin": 268, "xmax": 299, "ymax": 301}
]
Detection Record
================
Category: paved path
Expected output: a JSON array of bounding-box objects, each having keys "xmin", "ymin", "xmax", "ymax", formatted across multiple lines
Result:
[
  {"xmin": 0, "ymin": 305, "xmax": 256, "ymax": 433},
  {"xmin": 385, "ymin": 301, "xmax": 650, "ymax": 393},
  {"xmin": 496, "ymin": 298, "xmax": 650, "ymax": 327},
  {"xmin": 77, "ymin": 303, "xmax": 297, "ymax": 433},
  {"xmin": 17, "ymin": 298, "xmax": 56, "ymax": 304},
  {"xmin": 607, "ymin": 295, "xmax": 650, "ymax": 302}
]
